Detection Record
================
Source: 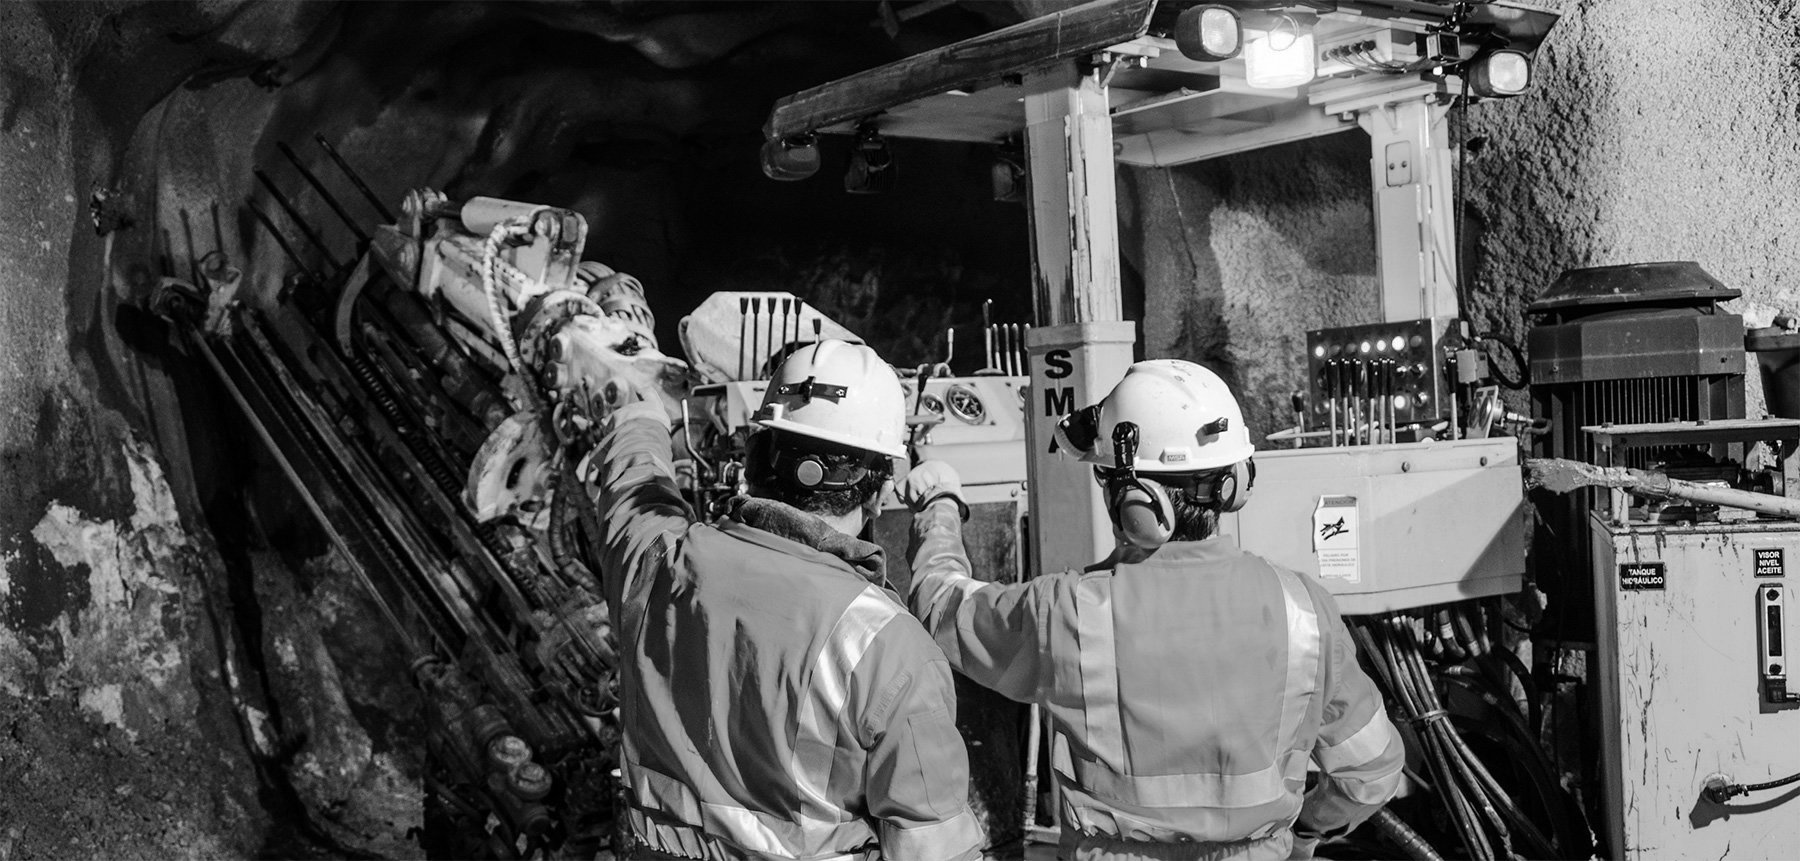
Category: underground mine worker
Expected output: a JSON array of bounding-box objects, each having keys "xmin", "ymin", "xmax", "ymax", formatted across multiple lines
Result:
[
  {"xmin": 900, "ymin": 359, "xmax": 1403, "ymax": 861},
  {"xmin": 590, "ymin": 337, "xmax": 984, "ymax": 861}
]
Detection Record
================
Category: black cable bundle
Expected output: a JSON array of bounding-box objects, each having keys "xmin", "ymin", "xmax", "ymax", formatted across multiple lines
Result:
[{"xmin": 1351, "ymin": 610, "xmax": 1566, "ymax": 861}]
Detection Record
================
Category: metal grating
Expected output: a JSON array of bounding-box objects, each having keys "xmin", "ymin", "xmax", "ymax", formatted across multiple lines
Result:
[{"xmin": 1571, "ymin": 377, "xmax": 1704, "ymax": 469}]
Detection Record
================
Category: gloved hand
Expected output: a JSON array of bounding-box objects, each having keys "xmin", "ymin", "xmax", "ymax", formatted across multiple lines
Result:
[
  {"xmin": 898, "ymin": 460, "xmax": 968, "ymax": 519},
  {"xmin": 550, "ymin": 313, "xmax": 687, "ymax": 425}
]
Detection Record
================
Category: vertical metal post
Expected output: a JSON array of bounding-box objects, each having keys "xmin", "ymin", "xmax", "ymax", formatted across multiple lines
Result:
[
  {"xmin": 1358, "ymin": 98, "xmax": 1459, "ymax": 322},
  {"xmin": 1021, "ymin": 61, "xmax": 1136, "ymax": 576},
  {"xmin": 1024, "ymin": 63, "xmax": 1123, "ymax": 327}
]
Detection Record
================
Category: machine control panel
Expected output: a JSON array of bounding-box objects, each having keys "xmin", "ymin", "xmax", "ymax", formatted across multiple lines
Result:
[{"xmin": 1306, "ymin": 317, "xmax": 1456, "ymax": 439}]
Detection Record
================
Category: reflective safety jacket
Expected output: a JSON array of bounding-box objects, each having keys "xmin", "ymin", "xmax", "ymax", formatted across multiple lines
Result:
[
  {"xmin": 907, "ymin": 500, "xmax": 1403, "ymax": 860},
  {"xmin": 593, "ymin": 404, "xmax": 985, "ymax": 861}
]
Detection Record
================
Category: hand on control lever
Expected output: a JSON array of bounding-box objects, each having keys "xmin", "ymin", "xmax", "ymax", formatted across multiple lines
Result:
[{"xmin": 899, "ymin": 460, "xmax": 969, "ymax": 520}]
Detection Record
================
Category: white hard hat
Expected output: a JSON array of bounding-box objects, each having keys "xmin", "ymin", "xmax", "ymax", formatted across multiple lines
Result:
[
  {"xmin": 1060, "ymin": 359, "xmax": 1254, "ymax": 472},
  {"xmin": 753, "ymin": 339, "xmax": 908, "ymax": 459}
]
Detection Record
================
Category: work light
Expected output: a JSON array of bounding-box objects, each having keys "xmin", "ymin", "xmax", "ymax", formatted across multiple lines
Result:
[
  {"xmin": 1175, "ymin": 4, "xmax": 1242, "ymax": 62},
  {"xmin": 1469, "ymin": 49, "xmax": 1532, "ymax": 97},
  {"xmin": 1243, "ymin": 14, "xmax": 1316, "ymax": 90}
]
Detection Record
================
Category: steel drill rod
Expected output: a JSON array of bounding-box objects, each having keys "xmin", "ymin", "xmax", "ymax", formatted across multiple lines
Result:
[
  {"xmin": 278, "ymin": 141, "xmax": 369, "ymax": 243},
  {"xmin": 237, "ymin": 309, "xmax": 531, "ymax": 630},
  {"xmin": 314, "ymin": 133, "xmax": 396, "ymax": 222},
  {"xmin": 253, "ymin": 169, "xmax": 343, "ymax": 270},
  {"xmin": 246, "ymin": 202, "xmax": 320, "ymax": 283},
  {"xmin": 187, "ymin": 329, "xmax": 429, "ymax": 658}
]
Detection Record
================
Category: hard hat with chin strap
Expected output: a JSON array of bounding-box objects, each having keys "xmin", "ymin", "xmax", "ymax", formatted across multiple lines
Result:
[
  {"xmin": 753, "ymin": 338, "xmax": 908, "ymax": 460},
  {"xmin": 1054, "ymin": 359, "xmax": 1257, "ymax": 549}
]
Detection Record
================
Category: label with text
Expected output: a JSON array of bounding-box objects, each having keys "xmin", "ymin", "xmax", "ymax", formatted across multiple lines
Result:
[
  {"xmin": 1313, "ymin": 495, "xmax": 1360, "ymax": 584},
  {"xmin": 1619, "ymin": 562, "xmax": 1666, "ymax": 591},
  {"xmin": 1755, "ymin": 548, "xmax": 1785, "ymax": 578}
]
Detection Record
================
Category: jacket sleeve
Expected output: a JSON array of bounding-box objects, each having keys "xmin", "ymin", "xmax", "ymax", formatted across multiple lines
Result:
[
  {"xmin": 906, "ymin": 497, "xmax": 1054, "ymax": 703},
  {"xmin": 1298, "ymin": 588, "xmax": 1405, "ymax": 839},
  {"xmin": 591, "ymin": 401, "xmax": 695, "ymax": 607},
  {"xmin": 854, "ymin": 624, "xmax": 986, "ymax": 861}
]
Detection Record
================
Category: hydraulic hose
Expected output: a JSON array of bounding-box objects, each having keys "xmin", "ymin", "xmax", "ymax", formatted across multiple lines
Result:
[
  {"xmin": 1371, "ymin": 808, "xmax": 1445, "ymax": 861},
  {"xmin": 1708, "ymin": 771, "xmax": 1800, "ymax": 802}
]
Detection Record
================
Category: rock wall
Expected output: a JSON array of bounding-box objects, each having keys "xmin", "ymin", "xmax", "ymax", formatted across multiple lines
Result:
[
  {"xmin": 0, "ymin": 2, "xmax": 269, "ymax": 856},
  {"xmin": 1465, "ymin": 0, "xmax": 1800, "ymax": 414}
]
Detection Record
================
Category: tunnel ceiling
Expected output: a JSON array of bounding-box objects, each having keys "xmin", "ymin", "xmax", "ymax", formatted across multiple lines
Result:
[{"xmin": 66, "ymin": 0, "xmax": 1048, "ymax": 379}]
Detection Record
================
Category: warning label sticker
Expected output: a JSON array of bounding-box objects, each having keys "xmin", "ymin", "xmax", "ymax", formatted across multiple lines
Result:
[
  {"xmin": 1313, "ymin": 496, "xmax": 1360, "ymax": 584},
  {"xmin": 1619, "ymin": 562, "xmax": 1666, "ymax": 591},
  {"xmin": 1755, "ymin": 548, "xmax": 1785, "ymax": 578}
]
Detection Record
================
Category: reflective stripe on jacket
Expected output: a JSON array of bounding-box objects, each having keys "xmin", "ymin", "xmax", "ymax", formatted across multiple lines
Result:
[
  {"xmin": 906, "ymin": 499, "xmax": 1402, "ymax": 853},
  {"xmin": 594, "ymin": 404, "xmax": 985, "ymax": 861}
]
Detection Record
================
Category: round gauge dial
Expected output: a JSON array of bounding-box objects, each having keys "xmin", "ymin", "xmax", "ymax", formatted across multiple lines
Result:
[
  {"xmin": 919, "ymin": 393, "xmax": 945, "ymax": 415},
  {"xmin": 946, "ymin": 385, "xmax": 986, "ymax": 424}
]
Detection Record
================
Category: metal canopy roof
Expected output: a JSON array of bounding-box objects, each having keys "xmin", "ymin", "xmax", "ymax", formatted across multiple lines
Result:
[{"xmin": 764, "ymin": 0, "xmax": 1559, "ymax": 167}]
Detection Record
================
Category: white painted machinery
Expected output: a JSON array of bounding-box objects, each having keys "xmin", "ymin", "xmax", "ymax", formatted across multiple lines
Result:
[
  {"xmin": 760, "ymin": 1, "xmax": 1575, "ymax": 856},
  {"xmin": 1577, "ymin": 419, "xmax": 1800, "ymax": 859}
]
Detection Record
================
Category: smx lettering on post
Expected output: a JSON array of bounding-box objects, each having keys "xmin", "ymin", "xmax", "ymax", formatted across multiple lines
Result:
[{"xmin": 1042, "ymin": 348, "xmax": 1074, "ymax": 416}]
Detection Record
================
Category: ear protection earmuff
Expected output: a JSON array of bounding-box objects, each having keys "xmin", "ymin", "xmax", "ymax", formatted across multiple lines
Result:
[
  {"xmin": 1216, "ymin": 457, "xmax": 1256, "ymax": 513},
  {"xmin": 1113, "ymin": 476, "xmax": 1176, "ymax": 550},
  {"xmin": 1101, "ymin": 422, "xmax": 1179, "ymax": 551},
  {"xmin": 745, "ymin": 431, "xmax": 877, "ymax": 493}
]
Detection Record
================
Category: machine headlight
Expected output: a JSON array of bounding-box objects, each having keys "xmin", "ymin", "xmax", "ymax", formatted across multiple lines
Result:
[
  {"xmin": 1243, "ymin": 14, "xmax": 1316, "ymax": 90},
  {"xmin": 1176, "ymin": 5, "xmax": 1243, "ymax": 62},
  {"xmin": 1470, "ymin": 49, "xmax": 1532, "ymax": 98}
]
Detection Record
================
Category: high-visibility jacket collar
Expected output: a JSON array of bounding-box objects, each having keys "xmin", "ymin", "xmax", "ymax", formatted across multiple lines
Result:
[
  {"xmin": 722, "ymin": 495, "xmax": 887, "ymax": 587},
  {"xmin": 1092, "ymin": 536, "xmax": 1242, "ymax": 572}
]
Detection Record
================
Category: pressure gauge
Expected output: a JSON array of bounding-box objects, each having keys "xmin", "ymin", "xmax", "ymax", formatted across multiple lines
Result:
[
  {"xmin": 919, "ymin": 393, "xmax": 945, "ymax": 415},
  {"xmin": 946, "ymin": 385, "xmax": 986, "ymax": 424}
]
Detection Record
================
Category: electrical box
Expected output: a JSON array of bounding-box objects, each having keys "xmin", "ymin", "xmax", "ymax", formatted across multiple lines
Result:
[
  {"xmin": 1218, "ymin": 436, "xmax": 1525, "ymax": 613},
  {"xmin": 1590, "ymin": 518, "xmax": 1800, "ymax": 860},
  {"xmin": 1305, "ymin": 316, "xmax": 1457, "ymax": 432}
]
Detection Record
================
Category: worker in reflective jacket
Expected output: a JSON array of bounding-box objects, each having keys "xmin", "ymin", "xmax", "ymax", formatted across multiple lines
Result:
[
  {"xmin": 591, "ymin": 338, "xmax": 984, "ymax": 861},
  {"xmin": 900, "ymin": 359, "xmax": 1402, "ymax": 861}
]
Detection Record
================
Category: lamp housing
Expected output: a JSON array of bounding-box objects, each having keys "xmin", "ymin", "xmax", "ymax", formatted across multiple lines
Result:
[
  {"xmin": 761, "ymin": 135, "xmax": 820, "ymax": 181},
  {"xmin": 1174, "ymin": 5, "xmax": 1243, "ymax": 62},
  {"xmin": 1241, "ymin": 12, "xmax": 1318, "ymax": 90},
  {"xmin": 1468, "ymin": 49, "xmax": 1533, "ymax": 98},
  {"xmin": 843, "ymin": 125, "xmax": 896, "ymax": 194}
]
